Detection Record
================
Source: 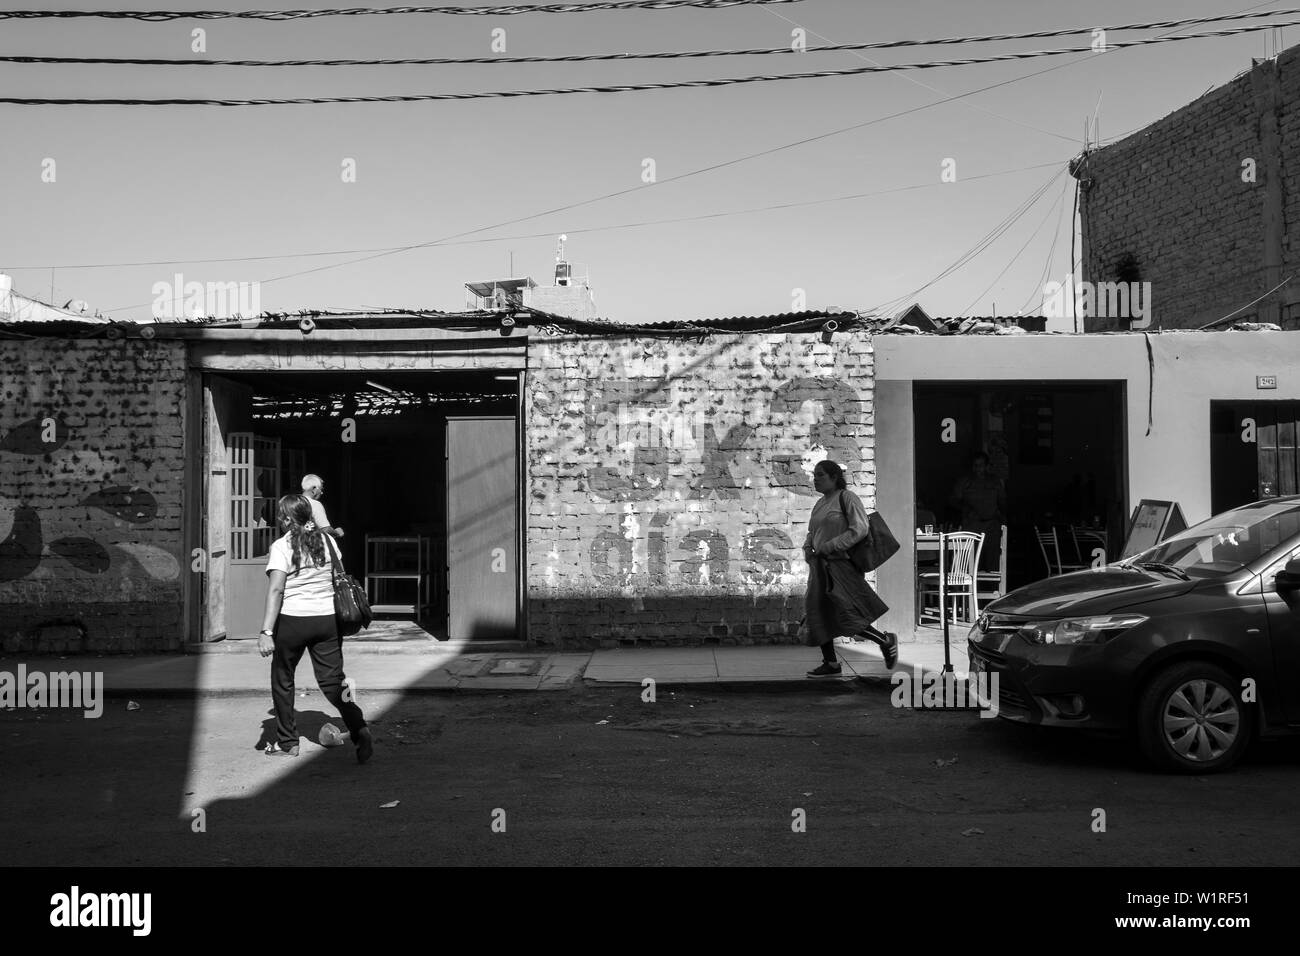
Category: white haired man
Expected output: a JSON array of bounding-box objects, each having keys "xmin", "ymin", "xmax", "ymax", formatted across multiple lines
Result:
[{"xmin": 301, "ymin": 474, "xmax": 344, "ymax": 540}]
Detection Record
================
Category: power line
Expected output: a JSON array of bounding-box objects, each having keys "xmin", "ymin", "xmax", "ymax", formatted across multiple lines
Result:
[
  {"xmin": 757, "ymin": 6, "xmax": 1081, "ymax": 158},
  {"xmin": 87, "ymin": 9, "xmax": 1234, "ymax": 312},
  {"xmin": 7, "ymin": 18, "xmax": 1299, "ymax": 105},
  {"xmin": 1079, "ymin": 0, "xmax": 1287, "ymax": 147},
  {"xmin": 0, "ymin": 0, "xmax": 796, "ymax": 20},
  {"xmin": 7, "ymin": 8, "xmax": 1300, "ymax": 66},
  {"xmin": 1016, "ymin": 179, "xmax": 1071, "ymax": 316},
  {"xmin": 5, "ymin": 159, "xmax": 1068, "ymax": 274},
  {"xmin": 960, "ymin": 176, "xmax": 1066, "ymax": 316},
  {"xmin": 1197, "ymin": 274, "xmax": 1295, "ymax": 329},
  {"xmin": 872, "ymin": 167, "xmax": 1066, "ymax": 317}
]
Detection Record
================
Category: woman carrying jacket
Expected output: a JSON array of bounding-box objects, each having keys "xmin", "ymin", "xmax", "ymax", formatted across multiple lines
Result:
[{"xmin": 803, "ymin": 460, "xmax": 899, "ymax": 676}]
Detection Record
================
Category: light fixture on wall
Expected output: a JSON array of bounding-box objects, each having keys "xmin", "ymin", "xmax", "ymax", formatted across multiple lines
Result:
[
  {"xmin": 499, "ymin": 315, "xmax": 516, "ymax": 336},
  {"xmin": 139, "ymin": 325, "xmax": 156, "ymax": 339},
  {"xmin": 365, "ymin": 379, "xmax": 395, "ymax": 395},
  {"xmin": 298, "ymin": 317, "xmax": 316, "ymax": 335}
]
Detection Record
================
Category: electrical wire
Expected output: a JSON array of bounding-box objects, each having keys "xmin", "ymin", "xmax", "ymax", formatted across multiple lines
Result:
[
  {"xmin": 5, "ymin": 158, "xmax": 1068, "ymax": 273},
  {"xmin": 872, "ymin": 167, "xmax": 1066, "ymax": 317},
  {"xmin": 6, "ymin": 8, "xmax": 1300, "ymax": 66},
  {"xmin": 1197, "ymin": 274, "xmax": 1295, "ymax": 329},
  {"xmin": 84, "ymin": 6, "xmax": 1260, "ymax": 313},
  {"xmin": 0, "ymin": 0, "xmax": 797, "ymax": 20},
  {"xmin": 759, "ymin": 3, "xmax": 1080, "ymax": 146},
  {"xmin": 959, "ymin": 175, "xmax": 1067, "ymax": 316},
  {"xmin": 1015, "ymin": 178, "xmax": 1070, "ymax": 316},
  {"xmin": 6, "ymin": 17, "xmax": 1300, "ymax": 105}
]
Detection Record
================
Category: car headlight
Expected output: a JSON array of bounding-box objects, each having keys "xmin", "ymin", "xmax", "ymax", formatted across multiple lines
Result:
[{"xmin": 1016, "ymin": 614, "xmax": 1148, "ymax": 645}]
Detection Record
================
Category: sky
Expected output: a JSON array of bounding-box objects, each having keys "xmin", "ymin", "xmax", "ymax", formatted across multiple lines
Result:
[{"xmin": 0, "ymin": 0, "xmax": 1295, "ymax": 329}]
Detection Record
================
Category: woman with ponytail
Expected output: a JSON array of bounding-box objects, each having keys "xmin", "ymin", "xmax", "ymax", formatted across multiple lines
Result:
[{"xmin": 258, "ymin": 493, "xmax": 373, "ymax": 763}]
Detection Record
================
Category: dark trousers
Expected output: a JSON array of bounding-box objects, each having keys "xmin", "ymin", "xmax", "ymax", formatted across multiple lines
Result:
[{"xmin": 271, "ymin": 613, "xmax": 367, "ymax": 747}]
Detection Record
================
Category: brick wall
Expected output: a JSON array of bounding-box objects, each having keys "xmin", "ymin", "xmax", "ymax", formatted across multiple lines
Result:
[
  {"xmin": 1077, "ymin": 47, "xmax": 1300, "ymax": 330},
  {"xmin": 525, "ymin": 330, "xmax": 874, "ymax": 648},
  {"xmin": 0, "ymin": 339, "xmax": 188, "ymax": 653}
]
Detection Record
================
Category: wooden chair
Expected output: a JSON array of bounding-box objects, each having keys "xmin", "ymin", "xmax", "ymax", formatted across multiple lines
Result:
[
  {"xmin": 918, "ymin": 532, "xmax": 984, "ymax": 626},
  {"xmin": 976, "ymin": 524, "xmax": 1008, "ymax": 605}
]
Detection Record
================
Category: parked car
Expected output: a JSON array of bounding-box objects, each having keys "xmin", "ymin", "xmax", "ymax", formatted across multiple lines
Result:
[{"xmin": 968, "ymin": 496, "xmax": 1300, "ymax": 773}]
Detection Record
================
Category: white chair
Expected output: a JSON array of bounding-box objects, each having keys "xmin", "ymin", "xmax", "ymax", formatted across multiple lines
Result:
[
  {"xmin": 976, "ymin": 524, "xmax": 1008, "ymax": 604},
  {"xmin": 918, "ymin": 532, "xmax": 984, "ymax": 625},
  {"xmin": 1035, "ymin": 526, "xmax": 1087, "ymax": 576}
]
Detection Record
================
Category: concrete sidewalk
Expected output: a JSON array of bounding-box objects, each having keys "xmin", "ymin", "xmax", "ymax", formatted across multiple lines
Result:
[{"xmin": 0, "ymin": 638, "xmax": 972, "ymax": 697}]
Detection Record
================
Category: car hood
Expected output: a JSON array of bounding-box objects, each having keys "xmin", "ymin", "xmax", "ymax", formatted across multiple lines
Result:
[{"xmin": 984, "ymin": 567, "xmax": 1198, "ymax": 618}]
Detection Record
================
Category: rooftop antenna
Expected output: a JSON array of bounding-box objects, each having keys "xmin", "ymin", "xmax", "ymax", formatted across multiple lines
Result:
[{"xmin": 554, "ymin": 234, "xmax": 571, "ymax": 286}]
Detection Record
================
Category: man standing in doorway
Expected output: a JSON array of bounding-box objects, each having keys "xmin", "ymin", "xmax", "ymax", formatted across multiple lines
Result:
[
  {"xmin": 949, "ymin": 452, "xmax": 1005, "ymax": 572},
  {"xmin": 302, "ymin": 474, "xmax": 344, "ymax": 540}
]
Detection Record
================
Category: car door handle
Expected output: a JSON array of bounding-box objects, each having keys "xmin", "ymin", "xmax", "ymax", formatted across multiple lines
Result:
[{"xmin": 1246, "ymin": 628, "xmax": 1261, "ymax": 635}]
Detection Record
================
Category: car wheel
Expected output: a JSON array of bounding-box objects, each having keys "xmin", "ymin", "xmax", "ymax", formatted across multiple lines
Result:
[{"xmin": 1136, "ymin": 662, "xmax": 1252, "ymax": 774}]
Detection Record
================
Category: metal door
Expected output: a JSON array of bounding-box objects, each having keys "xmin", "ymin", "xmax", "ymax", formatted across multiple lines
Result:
[
  {"xmin": 201, "ymin": 374, "xmax": 252, "ymax": 642},
  {"xmin": 446, "ymin": 416, "xmax": 518, "ymax": 640}
]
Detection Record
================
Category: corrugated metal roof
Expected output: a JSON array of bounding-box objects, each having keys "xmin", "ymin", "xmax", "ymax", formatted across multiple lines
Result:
[{"xmin": 0, "ymin": 287, "xmax": 111, "ymax": 324}]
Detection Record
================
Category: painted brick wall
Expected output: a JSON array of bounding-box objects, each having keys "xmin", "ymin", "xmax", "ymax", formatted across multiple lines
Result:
[
  {"xmin": 0, "ymin": 339, "xmax": 188, "ymax": 653},
  {"xmin": 1078, "ymin": 47, "xmax": 1300, "ymax": 330},
  {"xmin": 525, "ymin": 331, "xmax": 874, "ymax": 648}
]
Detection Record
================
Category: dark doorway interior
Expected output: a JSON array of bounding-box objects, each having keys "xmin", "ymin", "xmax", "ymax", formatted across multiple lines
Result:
[
  {"xmin": 1211, "ymin": 400, "xmax": 1300, "ymax": 513},
  {"xmin": 205, "ymin": 369, "xmax": 517, "ymax": 640},
  {"xmin": 914, "ymin": 381, "xmax": 1127, "ymax": 591}
]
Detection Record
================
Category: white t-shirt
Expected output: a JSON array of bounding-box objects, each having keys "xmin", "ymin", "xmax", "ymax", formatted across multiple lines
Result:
[
  {"xmin": 266, "ymin": 533, "xmax": 340, "ymax": 617},
  {"xmin": 308, "ymin": 496, "xmax": 331, "ymax": 529}
]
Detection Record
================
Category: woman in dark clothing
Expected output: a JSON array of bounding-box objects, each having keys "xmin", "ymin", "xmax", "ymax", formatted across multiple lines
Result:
[{"xmin": 802, "ymin": 460, "xmax": 899, "ymax": 676}]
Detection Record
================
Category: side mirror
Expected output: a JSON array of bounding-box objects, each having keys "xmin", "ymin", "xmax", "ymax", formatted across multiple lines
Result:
[{"xmin": 1275, "ymin": 557, "xmax": 1300, "ymax": 590}]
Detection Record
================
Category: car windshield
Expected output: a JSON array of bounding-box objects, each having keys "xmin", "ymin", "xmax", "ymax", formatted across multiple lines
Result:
[{"xmin": 1124, "ymin": 499, "xmax": 1300, "ymax": 577}]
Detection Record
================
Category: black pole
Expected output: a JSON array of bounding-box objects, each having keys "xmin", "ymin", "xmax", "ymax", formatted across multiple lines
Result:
[{"xmin": 941, "ymin": 532, "xmax": 953, "ymax": 673}]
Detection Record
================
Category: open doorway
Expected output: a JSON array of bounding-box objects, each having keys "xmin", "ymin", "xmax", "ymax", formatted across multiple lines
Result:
[
  {"xmin": 913, "ymin": 381, "xmax": 1127, "ymax": 593},
  {"xmin": 200, "ymin": 370, "xmax": 520, "ymax": 644}
]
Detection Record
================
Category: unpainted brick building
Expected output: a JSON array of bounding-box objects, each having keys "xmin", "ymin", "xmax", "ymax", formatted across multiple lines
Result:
[
  {"xmin": 1074, "ymin": 44, "xmax": 1300, "ymax": 331},
  {"xmin": 0, "ymin": 338, "xmax": 189, "ymax": 653},
  {"xmin": 525, "ymin": 330, "xmax": 874, "ymax": 648}
]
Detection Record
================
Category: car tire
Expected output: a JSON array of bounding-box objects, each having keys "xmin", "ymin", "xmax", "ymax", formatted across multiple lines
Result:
[{"xmin": 1136, "ymin": 661, "xmax": 1253, "ymax": 774}]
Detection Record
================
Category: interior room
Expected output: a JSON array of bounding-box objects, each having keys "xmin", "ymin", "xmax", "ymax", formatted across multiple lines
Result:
[
  {"xmin": 913, "ymin": 381, "xmax": 1127, "ymax": 601},
  {"xmin": 202, "ymin": 369, "xmax": 519, "ymax": 642}
]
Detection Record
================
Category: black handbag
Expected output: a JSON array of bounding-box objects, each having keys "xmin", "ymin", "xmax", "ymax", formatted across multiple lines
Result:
[
  {"xmin": 839, "ymin": 492, "xmax": 901, "ymax": 573},
  {"xmin": 326, "ymin": 536, "xmax": 372, "ymax": 636}
]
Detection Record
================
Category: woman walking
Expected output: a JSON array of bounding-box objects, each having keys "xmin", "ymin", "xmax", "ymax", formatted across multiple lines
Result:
[
  {"xmin": 257, "ymin": 494, "xmax": 373, "ymax": 763},
  {"xmin": 802, "ymin": 460, "xmax": 899, "ymax": 676}
]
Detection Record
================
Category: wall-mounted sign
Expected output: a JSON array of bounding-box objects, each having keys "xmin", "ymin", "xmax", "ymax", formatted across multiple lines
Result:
[
  {"xmin": 1257, "ymin": 375, "xmax": 1278, "ymax": 389},
  {"xmin": 1121, "ymin": 500, "xmax": 1188, "ymax": 559}
]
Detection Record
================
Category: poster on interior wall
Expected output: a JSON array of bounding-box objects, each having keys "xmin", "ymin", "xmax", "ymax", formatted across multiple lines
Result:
[
  {"xmin": 1120, "ymin": 500, "xmax": 1188, "ymax": 558},
  {"xmin": 1018, "ymin": 393, "xmax": 1053, "ymax": 465}
]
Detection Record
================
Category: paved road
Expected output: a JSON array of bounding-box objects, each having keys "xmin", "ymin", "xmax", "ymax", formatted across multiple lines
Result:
[{"xmin": 3, "ymin": 681, "xmax": 1299, "ymax": 866}]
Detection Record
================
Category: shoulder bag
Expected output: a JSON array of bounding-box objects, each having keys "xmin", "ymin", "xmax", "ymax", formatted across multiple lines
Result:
[
  {"xmin": 326, "ymin": 536, "xmax": 372, "ymax": 636},
  {"xmin": 839, "ymin": 492, "xmax": 901, "ymax": 574}
]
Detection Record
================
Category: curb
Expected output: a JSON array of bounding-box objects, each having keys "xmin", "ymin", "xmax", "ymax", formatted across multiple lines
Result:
[
  {"xmin": 98, "ymin": 684, "xmax": 571, "ymax": 700},
  {"xmin": 93, "ymin": 676, "xmax": 895, "ymax": 700}
]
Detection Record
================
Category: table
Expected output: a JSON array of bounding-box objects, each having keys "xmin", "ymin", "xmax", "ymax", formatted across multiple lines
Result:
[
  {"xmin": 915, "ymin": 534, "xmax": 947, "ymax": 625},
  {"xmin": 365, "ymin": 535, "xmax": 432, "ymax": 617}
]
